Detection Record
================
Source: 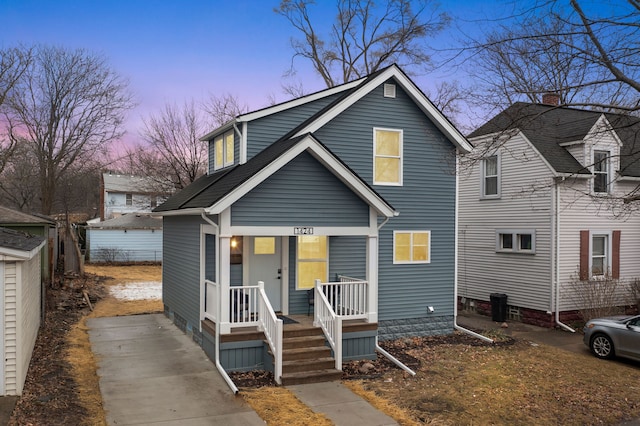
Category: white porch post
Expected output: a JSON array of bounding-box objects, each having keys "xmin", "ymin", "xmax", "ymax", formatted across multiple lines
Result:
[
  {"xmin": 219, "ymin": 209, "xmax": 232, "ymax": 334},
  {"xmin": 367, "ymin": 208, "xmax": 379, "ymax": 323}
]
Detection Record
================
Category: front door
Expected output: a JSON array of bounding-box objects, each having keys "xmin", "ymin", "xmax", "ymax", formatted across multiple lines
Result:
[{"xmin": 247, "ymin": 237, "xmax": 282, "ymax": 311}]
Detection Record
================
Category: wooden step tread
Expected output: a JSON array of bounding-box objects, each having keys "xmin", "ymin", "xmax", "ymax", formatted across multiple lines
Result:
[{"xmin": 281, "ymin": 369, "xmax": 343, "ymax": 385}]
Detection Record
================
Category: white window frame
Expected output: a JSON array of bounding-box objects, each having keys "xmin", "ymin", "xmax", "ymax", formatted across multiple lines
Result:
[
  {"xmin": 393, "ymin": 230, "xmax": 431, "ymax": 264},
  {"xmin": 593, "ymin": 150, "xmax": 610, "ymax": 194},
  {"xmin": 481, "ymin": 154, "xmax": 500, "ymax": 199},
  {"xmin": 213, "ymin": 130, "xmax": 235, "ymax": 171},
  {"xmin": 373, "ymin": 127, "xmax": 403, "ymax": 186},
  {"xmin": 125, "ymin": 193, "xmax": 133, "ymax": 206},
  {"xmin": 295, "ymin": 235, "xmax": 329, "ymax": 290},
  {"xmin": 496, "ymin": 230, "xmax": 536, "ymax": 254},
  {"xmin": 590, "ymin": 231, "xmax": 611, "ymax": 277}
]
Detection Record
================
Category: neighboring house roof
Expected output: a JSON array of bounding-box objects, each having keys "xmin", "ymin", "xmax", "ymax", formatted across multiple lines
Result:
[
  {"xmin": 88, "ymin": 214, "xmax": 162, "ymax": 230},
  {"xmin": 469, "ymin": 103, "xmax": 640, "ymax": 177},
  {"xmin": 154, "ymin": 134, "xmax": 397, "ymax": 218},
  {"xmin": 0, "ymin": 227, "xmax": 46, "ymax": 260},
  {"xmin": 0, "ymin": 205, "xmax": 55, "ymax": 226},
  {"xmin": 103, "ymin": 173, "xmax": 172, "ymax": 194}
]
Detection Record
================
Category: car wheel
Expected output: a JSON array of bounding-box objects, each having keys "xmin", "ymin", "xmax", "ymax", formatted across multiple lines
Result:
[{"xmin": 590, "ymin": 333, "xmax": 614, "ymax": 359}]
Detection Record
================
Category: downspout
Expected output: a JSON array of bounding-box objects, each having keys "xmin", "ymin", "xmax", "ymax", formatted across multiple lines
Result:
[
  {"xmin": 453, "ymin": 152, "xmax": 494, "ymax": 343},
  {"xmin": 375, "ymin": 211, "xmax": 417, "ymax": 374},
  {"xmin": 554, "ymin": 180, "xmax": 575, "ymax": 332},
  {"xmin": 200, "ymin": 211, "xmax": 239, "ymax": 393}
]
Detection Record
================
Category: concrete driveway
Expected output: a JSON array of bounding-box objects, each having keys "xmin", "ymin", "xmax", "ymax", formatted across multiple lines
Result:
[{"xmin": 88, "ymin": 314, "xmax": 264, "ymax": 426}]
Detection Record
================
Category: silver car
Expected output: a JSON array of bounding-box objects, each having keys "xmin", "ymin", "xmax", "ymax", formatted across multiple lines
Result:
[{"xmin": 583, "ymin": 315, "xmax": 640, "ymax": 361}]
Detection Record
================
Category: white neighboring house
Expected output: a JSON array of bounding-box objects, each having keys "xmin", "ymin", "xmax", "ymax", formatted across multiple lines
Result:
[
  {"xmin": 0, "ymin": 227, "xmax": 45, "ymax": 395},
  {"xmin": 101, "ymin": 173, "xmax": 172, "ymax": 220},
  {"xmin": 87, "ymin": 214, "xmax": 162, "ymax": 263},
  {"xmin": 459, "ymin": 99, "xmax": 640, "ymax": 328}
]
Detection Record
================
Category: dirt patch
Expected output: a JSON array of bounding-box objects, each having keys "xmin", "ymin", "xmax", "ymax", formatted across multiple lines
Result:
[{"xmin": 9, "ymin": 265, "xmax": 163, "ymax": 426}]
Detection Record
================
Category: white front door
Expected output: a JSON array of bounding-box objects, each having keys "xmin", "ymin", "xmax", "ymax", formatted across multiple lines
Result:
[{"xmin": 247, "ymin": 237, "xmax": 282, "ymax": 311}]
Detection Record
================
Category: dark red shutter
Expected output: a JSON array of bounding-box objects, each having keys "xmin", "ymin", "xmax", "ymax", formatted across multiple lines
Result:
[
  {"xmin": 612, "ymin": 230, "xmax": 621, "ymax": 279},
  {"xmin": 579, "ymin": 230, "xmax": 589, "ymax": 281}
]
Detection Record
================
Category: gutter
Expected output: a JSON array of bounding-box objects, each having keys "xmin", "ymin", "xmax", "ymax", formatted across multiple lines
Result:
[
  {"xmin": 201, "ymin": 211, "xmax": 239, "ymax": 393},
  {"xmin": 554, "ymin": 179, "xmax": 575, "ymax": 332},
  {"xmin": 454, "ymin": 153, "xmax": 495, "ymax": 344}
]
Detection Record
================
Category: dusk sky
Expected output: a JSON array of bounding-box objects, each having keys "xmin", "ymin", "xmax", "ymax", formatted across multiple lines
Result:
[{"xmin": 1, "ymin": 1, "xmax": 547, "ymax": 146}]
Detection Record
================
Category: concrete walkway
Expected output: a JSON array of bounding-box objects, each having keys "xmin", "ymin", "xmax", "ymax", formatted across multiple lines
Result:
[
  {"xmin": 89, "ymin": 313, "xmax": 397, "ymax": 426},
  {"xmin": 88, "ymin": 314, "xmax": 264, "ymax": 426}
]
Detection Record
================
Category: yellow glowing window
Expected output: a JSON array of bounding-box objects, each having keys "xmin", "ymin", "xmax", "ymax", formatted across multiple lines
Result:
[
  {"xmin": 374, "ymin": 128, "xmax": 402, "ymax": 185},
  {"xmin": 254, "ymin": 237, "xmax": 275, "ymax": 255},
  {"xmin": 213, "ymin": 130, "xmax": 234, "ymax": 170},
  {"xmin": 297, "ymin": 236, "xmax": 328, "ymax": 289},
  {"xmin": 394, "ymin": 231, "xmax": 430, "ymax": 264},
  {"xmin": 225, "ymin": 131, "xmax": 234, "ymax": 165}
]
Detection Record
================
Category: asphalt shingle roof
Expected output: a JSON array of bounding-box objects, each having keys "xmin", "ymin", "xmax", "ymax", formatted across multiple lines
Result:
[
  {"xmin": 0, "ymin": 227, "xmax": 45, "ymax": 253},
  {"xmin": 469, "ymin": 103, "xmax": 640, "ymax": 176},
  {"xmin": 89, "ymin": 214, "xmax": 162, "ymax": 229},
  {"xmin": 0, "ymin": 205, "xmax": 55, "ymax": 225}
]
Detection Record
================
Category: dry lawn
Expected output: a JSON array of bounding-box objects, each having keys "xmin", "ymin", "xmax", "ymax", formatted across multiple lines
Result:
[{"xmin": 351, "ymin": 339, "xmax": 640, "ymax": 425}]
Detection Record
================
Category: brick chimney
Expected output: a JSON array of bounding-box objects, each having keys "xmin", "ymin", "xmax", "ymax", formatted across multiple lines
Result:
[{"xmin": 542, "ymin": 93, "xmax": 560, "ymax": 106}]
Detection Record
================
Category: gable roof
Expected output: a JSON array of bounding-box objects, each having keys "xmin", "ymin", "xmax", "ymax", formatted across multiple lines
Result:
[
  {"xmin": 102, "ymin": 173, "xmax": 173, "ymax": 194},
  {"xmin": 469, "ymin": 103, "xmax": 640, "ymax": 177},
  {"xmin": 154, "ymin": 134, "xmax": 396, "ymax": 218},
  {"xmin": 200, "ymin": 64, "xmax": 472, "ymax": 154},
  {"xmin": 0, "ymin": 205, "xmax": 55, "ymax": 226},
  {"xmin": 0, "ymin": 227, "xmax": 46, "ymax": 260}
]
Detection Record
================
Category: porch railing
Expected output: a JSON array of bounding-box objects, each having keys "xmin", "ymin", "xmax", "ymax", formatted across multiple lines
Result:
[
  {"xmin": 314, "ymin": 279, "xmax": 342, "ymax": 371},
  {"xmin": 203, "ymin": 280, "xmax": 283, "ymax": 384},
  {"xmin": 321, "ymin": 275, "xmax": 368, "ymax": 319},
  {"xmin": 256, "ymin": 281, "xmax": 283, "ymax": 384}
]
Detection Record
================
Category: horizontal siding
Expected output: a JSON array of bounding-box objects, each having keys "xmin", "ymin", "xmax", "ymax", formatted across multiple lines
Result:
[
  {"xmin": 88, "ymin": 229, "xmax": 162, "ymax": 262},
  {"xmin": 314, "ymin": 80, "xmax": 458, "ymax": 321},
  {"xmin": 459, "ymin": 135, "xmax": 554, "ymax": 311},
  {"xmin": 342, "ymin": 330, "xmax": 376, "ymax": 361},
  {"xmin": 18, "ymin": 254, "xmax": 40, "ymax": 394},
  {"xmin": 4, "ymin": 262, "xmax": 17, "ymax": 395},
  {"xmin": 162, "ymin": 216, "xmax": 205, "ymax": 329},
  {"xmin": 557, "ymin": 179, "xmax": 640, "ymax": 310},
  {"xmin": 246, "ymin": 93, "xmax": 343, "ymax": 159},
  {"xmin": 232, "ymin": 152, "xmax": 370, "ymax": 227}
]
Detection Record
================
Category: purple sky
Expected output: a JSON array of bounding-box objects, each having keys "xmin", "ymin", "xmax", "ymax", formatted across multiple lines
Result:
[{"xmin": 0, "ymin": 0, "xmax": 535, "ymax": 146}]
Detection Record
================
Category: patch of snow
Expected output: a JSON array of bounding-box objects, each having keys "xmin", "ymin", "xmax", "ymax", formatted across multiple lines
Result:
[{"xmin": 109, "ymin": 281, "xmax": 162, "ymax": 301}]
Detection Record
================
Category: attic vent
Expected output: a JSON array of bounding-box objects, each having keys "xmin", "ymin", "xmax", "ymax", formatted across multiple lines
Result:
[{"xmin": 383, "ymin": 83, "xmax": 396, "ymax": 98}]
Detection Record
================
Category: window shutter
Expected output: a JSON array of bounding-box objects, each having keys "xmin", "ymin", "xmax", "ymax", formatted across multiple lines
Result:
[
  {"xmin": 579, "ymin": 230, "xmax": 589, "ymax": 280},
  {"xmin": 612, "ymin": 230, "xmax": 621, "ymax": 279}
]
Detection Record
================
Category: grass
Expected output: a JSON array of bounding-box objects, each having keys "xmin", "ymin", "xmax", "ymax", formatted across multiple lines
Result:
[
  {"xmin": 354, "ymin": 340, "xmax": 640, "ymax": 425},
  {"xmin": 241, "ymin": 387, "xmax": 333, "ymax": 426}
]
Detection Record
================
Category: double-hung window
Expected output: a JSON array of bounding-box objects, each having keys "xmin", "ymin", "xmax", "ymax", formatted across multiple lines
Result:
[
  {"xmin": 591, "ymin": 233, "xmax": 609, "ymax": 276},
  {"xmin": 482, "ymin": 154, "xmax": 500, "ymax": 198},
  {"xmin": 496, "ymin": 230, "xmax": 535, "ymax": 253},
  {"xmin": 373, "ymin": 128, "xmax": 402, "ymax": 185},
  {"xmin": 296, "ymin": 236, "xmax": 328, "ymax": 289},
  {"xmin": 593, "ymin": 150, "xmax": 609, "ymax": 194},
  {"xmin": 393, "ymin": 231, "xmax": 431, "ymax": 264},
  {"xmin": 214, "ymin": 130, "xmax": 235, "ymax": 170},
  {"xmin": 125, "ymin": 193, "xmax": 133, "ymax": 206}
]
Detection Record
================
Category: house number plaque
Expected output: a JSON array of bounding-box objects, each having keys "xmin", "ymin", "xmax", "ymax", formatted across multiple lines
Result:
[{"xmin": 294, "ymin": 227, "xmax": 314, "ymax": 235}]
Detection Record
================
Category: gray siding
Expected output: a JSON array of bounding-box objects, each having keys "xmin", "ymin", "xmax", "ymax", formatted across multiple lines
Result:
[
  {"xmin": 88, "ymin": 229, "xmax": 162, "ymax": 262},
  {"xmin": 232, "ymin": 152, "xmax": 370, "ymax": 227},
  {"xmin": 342, "ymin": 330, "xmax": 376, "ymax": 361},
  {"xmin": 314, "ymin": 80, "xmax": 458, "ymax": 322},
  {"xmin": 329, "ymin": 236, "xmax": 367, "ymax": 280},
  {"xmin": 247, "ymin": 93, "xmax": 343, "ymax": 159},
  {"xmin": 163, "ymin": 215, "xmax": 204, "ymax": 330}
]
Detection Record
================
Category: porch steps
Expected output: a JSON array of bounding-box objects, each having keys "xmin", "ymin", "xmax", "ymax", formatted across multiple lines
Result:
[{"xmin": 271, "ymin": 325, "xmax": 343, "ymax": 386}]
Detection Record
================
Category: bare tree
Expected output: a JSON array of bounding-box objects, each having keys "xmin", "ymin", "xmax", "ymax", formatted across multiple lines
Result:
[
  {"xmin": 0, "ymin": 139, "xmax": 39, "ymax": 211},
  {"xmin": 203, "ymin": 93, "xmax": 248, "ymax": 127},
  {"xmin": 0, "ymin": 46, "xmax": 32, "ymax": 174},
  {"xmin": 464, "ymin": 1, "xmax": 640, "ymax": 117},
  {"xmin": 3, "ymin": 45, "xmax": 133, "ymax": 215},
  {"xmin": 139, "ymin": 100, "xmax": 210, "ymax": 190},
  {"xmin": 275, "ymin": 0, "xmax": 450, "ymax": 88}
]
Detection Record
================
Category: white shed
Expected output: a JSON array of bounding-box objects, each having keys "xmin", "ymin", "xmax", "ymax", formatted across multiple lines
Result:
[{"xmin": 0, "ymin": 227, "xmax": 45, "ymax": 395}]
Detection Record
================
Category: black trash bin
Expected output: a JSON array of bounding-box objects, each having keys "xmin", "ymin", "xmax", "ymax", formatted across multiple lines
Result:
[{"xmin": 490, "ymin": 293, "xmax": 508, "ymax": 322}]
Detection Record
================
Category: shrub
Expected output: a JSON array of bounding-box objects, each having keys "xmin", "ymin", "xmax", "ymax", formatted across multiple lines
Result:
[{"xmin": 568, "ymin": 272, "xmax": 630, "ymax": 322}]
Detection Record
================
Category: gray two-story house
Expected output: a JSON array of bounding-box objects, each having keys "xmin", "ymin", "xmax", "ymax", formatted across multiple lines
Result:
[{"xmin": 154, "ymin": 64, "xmax": 472, "ymax": 386}]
